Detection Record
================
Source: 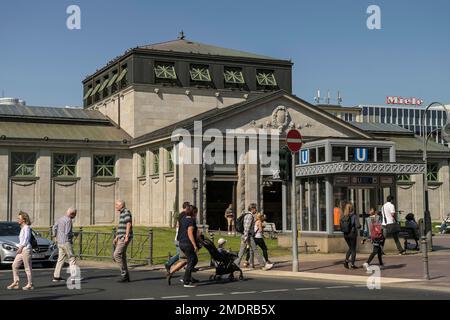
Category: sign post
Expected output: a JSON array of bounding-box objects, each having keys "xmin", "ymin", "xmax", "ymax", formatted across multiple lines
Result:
[{"xmin": 286, "ymin": 129, "xmax": 303, "ymax": 272}]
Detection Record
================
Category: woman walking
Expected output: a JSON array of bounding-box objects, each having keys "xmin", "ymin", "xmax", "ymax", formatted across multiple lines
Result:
[
  {"xmin": 340, "ymin": 203, "xmax": 360, "ymax": 269},
  {"xmin": 7, "ymin": 211, "xmax": 34, "ymax": 290},
  {"xmin": 363, "ymin": 207, "xmax": 385, "ymax": 270},
  {"xmin": 245, "ymin": 213, "xmax": 270, "ymax": 265}
]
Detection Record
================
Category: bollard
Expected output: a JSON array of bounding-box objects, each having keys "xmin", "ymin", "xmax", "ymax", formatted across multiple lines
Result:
[
  {"xmin": 421, "ymin": 236, "xmax": 430, "ymax": 280},
  {"xmin": 148, "ymin": 229, "xmax": 153, "ymax": 266},
  {"xmin": 78, "ymin": 227, "xmax": 83, "ymax": 260}
]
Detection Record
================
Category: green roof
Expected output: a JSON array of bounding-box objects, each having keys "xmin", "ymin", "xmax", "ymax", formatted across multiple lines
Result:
[
  {"xmin": 139, "ymin": 39, "xmax": 284, "ymax": 61},
  {"xmin": 379, "ymin": 135, "xmax": 450, "ymax": 153},
  {"xmin": 0, "ymin": 121, "xmax": 131, "ymax": 142}
]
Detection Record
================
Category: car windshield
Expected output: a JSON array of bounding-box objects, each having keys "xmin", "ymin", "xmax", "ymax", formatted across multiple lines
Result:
[{"xmin": 0, "ymin": 223, "xmax": 21, "ymax": 236}]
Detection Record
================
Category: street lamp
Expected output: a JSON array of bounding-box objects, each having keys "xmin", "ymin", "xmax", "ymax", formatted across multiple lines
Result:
[
  {"xmin": 192, "ymin": 177, "xmax": 198, "ymax": 207},
  {"xmin": 421, "ymin": 101, "xmax": 449, "ymax": 280}
]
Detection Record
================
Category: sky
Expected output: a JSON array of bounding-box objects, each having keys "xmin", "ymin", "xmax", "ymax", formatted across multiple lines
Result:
[{"xmin": 0, "ymin": 0, "xmax": 449, "ymax": 108}]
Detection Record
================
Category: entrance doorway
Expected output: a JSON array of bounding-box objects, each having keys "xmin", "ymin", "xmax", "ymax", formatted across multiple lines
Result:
[
  {"xmin": 263, "ymin": 182, "xmax": 283, "ymax": 231},
  {"xmin": 206, "ymin": 181, "xmax": 235, "ymax": 230}
]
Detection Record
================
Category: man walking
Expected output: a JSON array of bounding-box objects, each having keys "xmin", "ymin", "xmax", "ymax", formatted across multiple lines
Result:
[
  {"xmin": 52, "ymin": 208, "xmax": 78, "ymax": 282},
  {"xmin": 234, "ymin": 203, "xmax": 273, "ymax": 271},
  {"xmin": 381, "ymin": 195, "xmax": 405, "ymax": 255},
  {"xmin": 113, "ymin": 200, "xmax": 133, "ymax": 282}
]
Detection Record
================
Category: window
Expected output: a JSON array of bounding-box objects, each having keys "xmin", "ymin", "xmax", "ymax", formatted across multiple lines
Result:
[
  {"xmin": 224, "ymin": 67, "xmax": 245, "ymax": 89},
  {"xmin": 381, "ymin": 108, "xmax": 386, "ymax": 123},
  {"xmin": 318, "ymin": 147, "xmax": 325, "ymax": 162},
  {"xmin": 376, "ymin": 148, "xmax": 390, "ymax": 162},
  {"xmin": 427, "ymin": 163, "xmax": 439, "ymax": 182},
  {"xmin": 107, "ymin": 70, "xmax": 119, "ymax": 93},
  {"xmin": 386, "ymin": 108, "xmax": 391, "ymax": 123},
  {"xmin": 91, "ymin": 80, "xmax": 101, "ymax": 102},
  {"xmin": 139, "ymin": 152, "xmax": 146, "ymax": 177},
  {"xmin": 99, "ymin": 76, "xmax": 109, "ymax": 99},
  {"xmin": 116, "ymin": 65, "xmax": 128, "ymax": 88},
  {"xmin": 397, "ymin": 175, "xmax": 411, "ymax": 182},
  {"xmin": 154, "ymin": 62, "xmax": 177, "ymax": 80},
  {"xmin": 332, "ymin": 146, "xmax": 346, "ymax": 162},
  {"xmin": 224, "ymin": 67, "xmax": 244, "ymax": 84},
  {"xmin": 53, "ymin": 154, "xmax": 77, "ymax": 177},
  {"xmin": 83, "ymin": 86, "xmax": 93, "ymax": 100},
  {"xmin": 152, "ymin": 151, "xmax": 159, "ymax": 175},
  {"xmin": 392, "ymin": 108, "xmax": 397, "ymax": 124},
  {"xmin": 409, "ymin": 109, "xmax": 414, "ymax": 125},
  {"xmin": 256, "ymin": 70, "xmax": 277, "ymax": 88},
  {"xmin": 309, "ymin": 148, "xmax": 317, "ymax": 164},
  {"xmin": 93, "ymin": 155, "xmax": 115, "ymax": 177},
  {"xmin": 166, "ymin": 148, "xmax": 174, "ymax": 172},
  {"xmin": 190, "ymin": 65, "xmax": 211, "ymax": 82},
  {"xmin": 11, "ymin": 152, "xmax": 36, "ymax": 177}
]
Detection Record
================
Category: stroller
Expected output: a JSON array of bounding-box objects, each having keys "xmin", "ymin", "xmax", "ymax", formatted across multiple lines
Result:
[{"xmin": 200, "ymin": 236, "xmax": 244, "ymax": 281}]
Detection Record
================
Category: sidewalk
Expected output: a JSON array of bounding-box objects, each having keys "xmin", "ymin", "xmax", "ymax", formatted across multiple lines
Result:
[{"xmin": 243, "ymin": 235, "xmax": 450, "ymax": 292}]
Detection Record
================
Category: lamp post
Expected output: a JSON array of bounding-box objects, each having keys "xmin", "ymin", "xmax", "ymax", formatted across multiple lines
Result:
[
  {"xmin": 421, "ymin": 102, "xmax": 448, "ymax": 280},
  {"xmin": 192, "ymin": 177, "xmax": 198, "ymax": 208}
]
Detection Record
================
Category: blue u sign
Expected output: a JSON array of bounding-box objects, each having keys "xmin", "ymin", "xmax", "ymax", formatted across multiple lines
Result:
[
  {"xmin": 355, "ymin": 148, "xmax": 368, "ymax": 162},
  {"xmin": 300, "ymin": 149, "xmax": 309, "ymax": 164}
]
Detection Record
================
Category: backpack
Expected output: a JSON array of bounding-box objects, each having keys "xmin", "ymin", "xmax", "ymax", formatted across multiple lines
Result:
[
  {"xmin": 340, "ymin": 215, "xmax": 353, "ymax": 234},
  {"xmin": 370, "ymin": 222, "xmax": 383, "ymax": 241},
  {"xmin": 235, "ymin": 213, "xmax": 251, "ymax": 234},
  {"xmin": 29, "ymin": 229, "xmax": 38, "ymax": 250}
]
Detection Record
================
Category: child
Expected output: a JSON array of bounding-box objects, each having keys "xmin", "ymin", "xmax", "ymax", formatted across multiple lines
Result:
[{"xmin": 363, "ymin": 207, "xmax": 385, "ymax": 271}]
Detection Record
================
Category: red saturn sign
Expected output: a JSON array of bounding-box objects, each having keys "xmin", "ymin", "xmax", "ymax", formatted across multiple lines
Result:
[{"xmin": 386, "ymin": 96, "xmax": 424, "ymax": 106}]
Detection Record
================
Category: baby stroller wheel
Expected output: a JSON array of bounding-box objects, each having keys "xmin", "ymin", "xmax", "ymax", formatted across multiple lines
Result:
[
  {"xmin": 228, "ymin": 273, "xmax": 235, "ymax": 281},
  {"xmin": 209, "ymin": 275, "xmax": 215, "ymax": 281},
  {"xmin": 239, "ymin": 274, "xmax": 244, "ymax": 281}
]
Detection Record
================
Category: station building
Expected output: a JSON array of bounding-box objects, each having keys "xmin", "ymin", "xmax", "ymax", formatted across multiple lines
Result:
[{"xmin": 0, "ymin": 37, "xmax": 449, "ymax": 253}]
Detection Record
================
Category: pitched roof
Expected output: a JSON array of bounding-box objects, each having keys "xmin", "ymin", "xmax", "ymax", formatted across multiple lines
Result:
[
  {"xmin": 138, "ymin": 39, "xmax": 284, "ymax": 61},
  {"xmin": 350, "ymin": 122, "xmax": 412, "ymax": 134},
  {"xmin": 0, "ymin": 104, "xmax": 109, "ymax": 123},
  {"xmin": 0, "ymin": 121, "xmax": 131, "ymax": 143},
  {"xmin": 132, "ymin": 90, "xmax": 373, "ymax": 146}
]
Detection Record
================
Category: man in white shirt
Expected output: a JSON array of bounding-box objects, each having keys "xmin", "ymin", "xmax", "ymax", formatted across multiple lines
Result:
[{"xmin": 382, "ymin": 196, "xmax": 405, "ymax": 255}]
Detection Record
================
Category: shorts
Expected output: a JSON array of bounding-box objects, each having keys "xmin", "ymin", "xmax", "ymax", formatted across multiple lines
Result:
[{"xmin": 226, "ymin": 217, "xmax": 234, "ymax": 225}]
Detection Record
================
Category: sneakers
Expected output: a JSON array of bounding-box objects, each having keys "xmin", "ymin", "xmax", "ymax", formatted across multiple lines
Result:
[
  {"xmin": 22, "ymin": 284, "xmax": 34, "ymax": 291},
  {"xmin": 262, "ymin": 262, "xmax": 274, "ymax": 271},
  {"xmin": 183, "ymin": 282, "xmax": 197, "ymax": 288},
  {"xmin": 7, "ymin": 281, "xmax": 19, "ymax": 290},
  {"xmin": 52, "ymin": 277, "xmax": 64, "ymax": 282},
  {"xmin": 350, "ymin": 264, "xmax": 358, "ymax": 269}
]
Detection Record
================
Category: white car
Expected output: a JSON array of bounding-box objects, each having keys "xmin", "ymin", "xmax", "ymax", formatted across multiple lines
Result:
[{"xmin": 0, "ymin": 221, "xmax": 58, "ymax": 267}]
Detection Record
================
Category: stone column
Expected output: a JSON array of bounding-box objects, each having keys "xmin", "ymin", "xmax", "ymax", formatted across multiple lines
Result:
[
  {"xmin": 37, "ymin": 149, "xmax": 51, "ymax": 227},
  {"xmin": 78, "ymin": 151, "xmax": 92, "ymax": 226}
]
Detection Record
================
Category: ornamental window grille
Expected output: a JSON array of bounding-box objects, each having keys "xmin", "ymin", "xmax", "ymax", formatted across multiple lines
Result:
[
  {"xmin": 11, "ymin": 152, "xmax": 36, "ymax": 177},
  {"xmin": 93, "ymin": 155, "xmax": 115, "ymax": 177},
  {"xmin": 53, "ymin": 154, "xmax": 77, "ymax": 177}
]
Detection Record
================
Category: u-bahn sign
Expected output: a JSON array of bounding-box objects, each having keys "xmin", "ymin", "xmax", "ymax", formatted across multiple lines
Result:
[{"xmin": 286, "ymin": 129, "xmax": 303, "ymax": 153}]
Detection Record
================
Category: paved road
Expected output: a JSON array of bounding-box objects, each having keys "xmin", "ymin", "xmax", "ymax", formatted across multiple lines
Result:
[{"xmin": 0, "ymin": 266, "xmax": 450, "ymax": 300}]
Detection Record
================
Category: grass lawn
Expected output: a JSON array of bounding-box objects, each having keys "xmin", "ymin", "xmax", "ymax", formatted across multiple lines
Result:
[{"xmin": 35, "ymin": 226, "xmax": 291, "ymax": 265}]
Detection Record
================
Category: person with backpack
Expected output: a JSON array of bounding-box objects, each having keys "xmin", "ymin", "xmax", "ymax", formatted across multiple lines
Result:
[
  {"xmin": 340, "ymin": 202, "xmax": 360, "ymax": 269},
  {"xmin": 381, "ymin": 195, "xmax": 406, "ymax": 255},
  {"xmin": 164, "ymin": 201, "xmax": 190, "ymax": 275},
  {"xmin": 234, "ymin": 203, "xmax": 273, "ymax": 271},
  {"xmin": 52, "ymin": 207, "xmax": 79, "ymax": 283},
  {"xmin": 7, "ymin": 211, "xmax": 34, "ymax": 290},
  {"xmin": 363, "ymin": 207, "xmax": 385, "ymax": 271}
]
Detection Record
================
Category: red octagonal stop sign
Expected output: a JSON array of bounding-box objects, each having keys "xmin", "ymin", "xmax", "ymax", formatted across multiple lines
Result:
[{"xmin": 286, "ymin": 129, "xmax": 303, "ymax": 153}]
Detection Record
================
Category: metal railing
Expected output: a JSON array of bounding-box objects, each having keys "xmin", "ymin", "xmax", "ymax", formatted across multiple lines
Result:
[{"xmin": 36, "ymin": 227, "xmax": 154, "ymax": 265}]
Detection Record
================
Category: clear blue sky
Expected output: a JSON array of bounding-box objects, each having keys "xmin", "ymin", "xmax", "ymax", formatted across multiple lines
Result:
[{"xmin": 0, "ymin": 0, "xmax": 449, "ymax": 107}]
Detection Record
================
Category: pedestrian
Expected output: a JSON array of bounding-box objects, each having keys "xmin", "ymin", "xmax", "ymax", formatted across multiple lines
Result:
[
  {"xmin": 52, "ymin": 207, "xmax": 79, "ymax": 282},
  {"xmin": 340, "ymin": 202, "xmax": 360, "ymax": 269},
  {"xmin": 113, "ymin": 200, "xmax": 133, "ymax": 282},
  {"xmin": 234, "ymin": 203, "xmax": 273, "ymax": 271},
  {"xmin": 405, "ymin": 213, "xmax": 420, "ymax": 250},
  {"xmin": 164, "ymin": 201, "xmax": 190, "ymax": 275},
  {"xmin": 177, "ymin": 205, "xmax": 200, "ymax": 287},
  {"xmin": 7, "ymin": 211, "xmax": 34, "ymax": 290},
  {"xmin": 381, "ymin": 195, "xmax": 405, "ymax": 255},
  {"xmin": 363, "ymin": 207, "xmax": 385, "ymax": 271},
  {"xmin": 333, "ymin": 200, "xmax": 343, "ymax": 231},
  {"xmin": 244, "ymin": 212, "xmax": 270, "ymax": 265},
  {"xmin": 224, "ymin": 204, "xmax": 234, "ymax": 235}
]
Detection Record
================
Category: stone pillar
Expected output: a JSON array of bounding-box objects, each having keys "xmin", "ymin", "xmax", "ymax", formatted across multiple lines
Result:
[
  {"xmin": 78, "ymin": 151, "xmax": 92, "ymax": 226},
  {"xmin": 37, "ymin": 150, "xmax": 51, "ymax": 227},
  {"xmin": 0, "ymin": 148, "xmax": 8, "ymax": 220}
]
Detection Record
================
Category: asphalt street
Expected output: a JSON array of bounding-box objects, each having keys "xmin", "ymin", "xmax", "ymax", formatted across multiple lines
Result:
[{"xmin": 0, "ymin": 266, "xmax": 450, "ymax": 300}]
